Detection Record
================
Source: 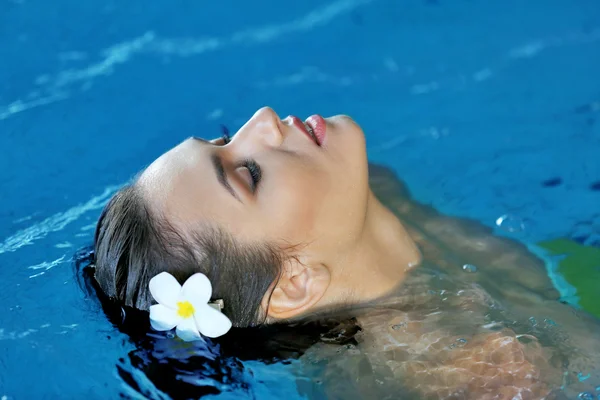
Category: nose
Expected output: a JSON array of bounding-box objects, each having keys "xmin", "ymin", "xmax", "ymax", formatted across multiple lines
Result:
[{"xmin": 246, "ymin": 107, "xmax": 284, "ymax": 148}]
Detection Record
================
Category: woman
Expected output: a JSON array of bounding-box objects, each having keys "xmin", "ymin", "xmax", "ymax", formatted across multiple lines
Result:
[{"xmin": 93, "ymin": 107, "xmax": 600, "ymax": 399}]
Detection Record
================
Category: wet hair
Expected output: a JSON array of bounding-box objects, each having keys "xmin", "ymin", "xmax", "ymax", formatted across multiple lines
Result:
[
  {"xmin": 73, "ymin": 162, "xmax": 419, "ymax": 398},
  {"xmin": 92, "ymin": 183, "xmax": 283, "ymax": 327},
  {"xmin": 76, "ymin": 246, "xmax": 361, "ymax": 399}
]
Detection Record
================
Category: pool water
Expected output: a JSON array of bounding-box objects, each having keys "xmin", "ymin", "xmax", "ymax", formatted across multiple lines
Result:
[{"xmin": 0, "ymin": 0, "xmax": 599, "ymax": 398}]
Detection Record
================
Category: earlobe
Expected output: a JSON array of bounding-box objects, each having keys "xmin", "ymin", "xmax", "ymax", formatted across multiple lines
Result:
[{"xmin": 266, "ymin": 261, "xmax": 330, "ymax": 321}]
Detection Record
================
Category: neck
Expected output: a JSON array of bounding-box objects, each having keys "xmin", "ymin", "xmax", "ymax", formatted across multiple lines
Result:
[{"xmin": 327, "ymin": 191, "xmax": 422, "ymax": 305}]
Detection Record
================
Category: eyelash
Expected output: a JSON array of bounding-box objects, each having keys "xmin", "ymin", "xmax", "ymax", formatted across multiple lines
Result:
[
  {"xmin": 241, "ymin": 159, "xmax": 262, "ymax": 192},
  {"xmin": 219, "ymin": 126, "xmax": 262, "ymax": 192},
  {"xmin": 221, "ymin": 125, "xmax": 231, "ymax": 145}
]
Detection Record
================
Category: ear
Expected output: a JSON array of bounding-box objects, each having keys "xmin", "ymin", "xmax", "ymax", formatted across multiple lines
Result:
[{"xmin": 266, "ymin": 257, "xmax": 330, "ymax": 320}]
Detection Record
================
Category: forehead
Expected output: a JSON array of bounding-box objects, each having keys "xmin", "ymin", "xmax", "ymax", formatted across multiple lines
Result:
[
  {"xmin": 138, "ymin": 140, "xmax": 197, "ymax": 203},
  {"xmin": 138, "ymin": 139, "xmax": 220, "ymax": 224},
  {"xmin": 136, "ymin": 139, "xmax": 258, "ymax": 243}
]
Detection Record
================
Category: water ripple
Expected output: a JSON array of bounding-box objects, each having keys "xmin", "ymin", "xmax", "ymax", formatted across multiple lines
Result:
[
  {"xmin": 0, "ymin": 0, "xmax": 376, "ymax": 121},
  {"xmin": 27, "ymin": 255, "xmax": 67, "ymax": 278},
  {"xmin": 0, "ymin": 185, "xmax": 120, "ymax": 255}
]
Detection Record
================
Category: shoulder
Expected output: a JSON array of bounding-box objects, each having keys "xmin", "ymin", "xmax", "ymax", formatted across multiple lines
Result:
[
  {"xmin": 368, "ymin": 163, "xmax": 558, "ymax": 301},
  {"xmin": 368, "ymin": 163, "xmax": 412, "ymax": 204}
]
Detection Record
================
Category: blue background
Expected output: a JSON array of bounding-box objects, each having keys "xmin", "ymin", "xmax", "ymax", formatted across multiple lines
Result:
[{"xmin": 0, "ymin": 0, "xmax": 599, "ymax": 398}]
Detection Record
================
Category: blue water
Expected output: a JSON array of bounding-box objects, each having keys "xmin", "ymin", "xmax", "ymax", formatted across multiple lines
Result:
[{"xmin": 1, "ymin": 0, "xmax": 599, "ymax": 398}]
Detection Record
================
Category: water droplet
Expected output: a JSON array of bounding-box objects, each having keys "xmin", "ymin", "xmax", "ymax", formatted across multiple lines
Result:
[
  {"xmin": 166, "ymin": 332, "xmax": 175, "ymax": 339},
  {"xmin": 577, "ymin": 392, "xmax": 594, "ymax": 400},
  {"xmin": 345, "ymin": 344, "xmax": 355, "ymax": 350},
  {"xmin": 495, "ymin": 214, "xmax": 525, "ymax": 233},
  {"xmin": 457, "ymin": 338, "xmax": 467, "ymax": 345},
  {"xmin": 517, "ymin": 335, "xmax": 535, "ymax": 344},
  {"xmin": 375, "ymin": 379, "xmax": 384, "ymax": 385},
  {"xmin": 315, "ymin": 380, "xmax": 322, "ymax": 385},
  {"xmin": 391, "ymin": 323, "xmax": 406, "ymax": 330},
  {"xmin": 578, "ymin": 372, "xmax": 591, "ymax": 382},
  {"xmin": 462, "ymin": 264, "xmax": 478, "ymax": 273},
  {"xmin": 595, "ymin": 385, "xmax": 600, "ymax": 391}
]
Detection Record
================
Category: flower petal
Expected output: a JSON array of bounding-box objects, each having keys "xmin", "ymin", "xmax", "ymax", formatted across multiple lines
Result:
[
  {"xmin": 194, "ymin": 304, "xmax": 233, "ymax": 338},
  {"xmin": 176, "ymin": 317, "xmax": 203, "ymax": 342},
  {"xmin": 149, "ymin": 304, "xmax": 182, "ymax": 331},
  {"xmin": 181, "ymin": 273, "xmax": 212, "ymax": 305},
  {"xmin": 149, "ymin": 272, "xmax": 181, "ymax": 309}
]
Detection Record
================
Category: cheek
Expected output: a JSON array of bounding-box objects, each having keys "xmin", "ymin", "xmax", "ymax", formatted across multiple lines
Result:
[
  {"xmin": 261, "ymin": 168, "xmax": 332, "ymax": 240},
  {"xmin": 256, "ymin": 126, "xmax": 369, "ymax": 245}
]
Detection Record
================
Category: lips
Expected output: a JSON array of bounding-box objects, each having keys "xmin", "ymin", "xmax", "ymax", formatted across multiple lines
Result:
[
  {"xmin": 287, "ymin": 116, "xmax": 320, "ymax": 146},
  {"xmin": 304, "ymin": 115, "xmax": 326, "ymax": 146},
  {"xmin": 285, "ymin": 115, "xmax": 326, "ymax": 146}
]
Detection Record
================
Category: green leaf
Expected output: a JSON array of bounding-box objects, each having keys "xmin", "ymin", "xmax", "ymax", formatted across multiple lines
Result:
[{"xmin": 538, "ymin": 239, "xmax": 600, "ymax": 318}]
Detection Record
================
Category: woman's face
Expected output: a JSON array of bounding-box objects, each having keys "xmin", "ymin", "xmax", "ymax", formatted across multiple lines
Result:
[{"xmin": 139, "ymin": 107, "xmax": 369, "ymax": 265}]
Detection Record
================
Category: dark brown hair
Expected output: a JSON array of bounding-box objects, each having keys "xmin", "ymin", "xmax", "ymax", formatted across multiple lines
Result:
[{"xmin": 93, "ymin": 183, "xmax": 282, "ymax": 327}]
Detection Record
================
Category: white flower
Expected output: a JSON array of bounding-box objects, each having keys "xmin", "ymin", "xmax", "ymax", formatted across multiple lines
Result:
[{"xmin": 148, "ymin": 272, "xmax": 232, "ymax": 341}]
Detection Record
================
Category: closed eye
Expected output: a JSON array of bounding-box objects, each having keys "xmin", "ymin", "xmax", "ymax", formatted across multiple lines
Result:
[
  {"xmin": 236, "ymin": 160, "xmax": 261, "ymax": 193},
  {"xmin": 190, "ymin": 135, "xmax": 259, "ymax": 199},
  {"xmin": 190, "ymin": 137, "xmax": 240, "ymax": 202}
]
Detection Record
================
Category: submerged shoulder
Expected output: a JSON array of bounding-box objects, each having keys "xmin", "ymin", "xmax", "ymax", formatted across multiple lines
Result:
[{"xmin": 368, "ymin": 163, "xmax": 558, "ymax": 301}]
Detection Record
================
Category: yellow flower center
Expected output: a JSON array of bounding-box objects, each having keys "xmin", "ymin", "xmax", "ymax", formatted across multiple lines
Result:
[{"xmin": 176, "ymin": 301, "xmax": 195, "ymax": 318}]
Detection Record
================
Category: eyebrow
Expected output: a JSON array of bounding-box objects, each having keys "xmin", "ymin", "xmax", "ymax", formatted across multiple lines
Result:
[
  {"xmin": 192, "ymin": 137, "xmax": 241, "ymax": 203},
  {"xmin": 211, "ymin": 153, "xmax": 241, "ymax": 202}
]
